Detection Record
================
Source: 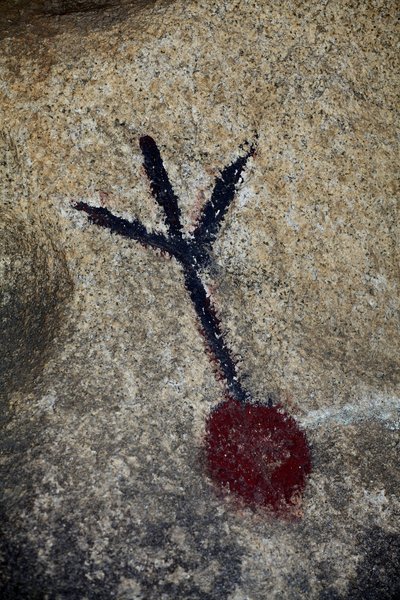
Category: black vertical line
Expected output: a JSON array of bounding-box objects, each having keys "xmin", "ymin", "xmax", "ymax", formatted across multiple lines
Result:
[
  {"xmin": 183, "ymin": 266, "xmax": 247, "ymax": 403},
  {"xmin": 139, "ymin": 135, "xmax": 183, "ymax": 237}
]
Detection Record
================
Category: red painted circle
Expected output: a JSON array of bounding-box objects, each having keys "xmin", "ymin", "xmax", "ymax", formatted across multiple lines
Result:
[{"xmin": 205, "ymin": 398, "xmax": 312, "ymax": 515}]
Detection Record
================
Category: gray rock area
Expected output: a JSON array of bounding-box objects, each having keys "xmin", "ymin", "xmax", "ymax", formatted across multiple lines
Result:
[{"xmin": 0, "ymin": 1, "xmax": 399, "ymax": 598}]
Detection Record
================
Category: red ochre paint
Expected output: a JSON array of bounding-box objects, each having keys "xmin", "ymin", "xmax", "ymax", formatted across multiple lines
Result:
[{"xmin": 205, "ymin": 397, "xmax": 312, "ymax": 515}]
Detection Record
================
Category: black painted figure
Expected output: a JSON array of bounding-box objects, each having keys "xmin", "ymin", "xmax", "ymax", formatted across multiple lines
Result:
[{"xmin": 74, "ymin": 135, "xmax": 311, "ymax": 516}]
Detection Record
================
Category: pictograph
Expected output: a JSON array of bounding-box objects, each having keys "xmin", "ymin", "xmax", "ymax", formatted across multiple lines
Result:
[{"xmin": 73, "ymin": 135, "xmax": 311, "ymax": 516}]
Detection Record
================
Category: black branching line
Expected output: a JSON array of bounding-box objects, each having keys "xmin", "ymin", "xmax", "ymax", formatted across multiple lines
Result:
[{"xmin": 74, "ymin": 135, "xmax": 256, "ymax": 404}]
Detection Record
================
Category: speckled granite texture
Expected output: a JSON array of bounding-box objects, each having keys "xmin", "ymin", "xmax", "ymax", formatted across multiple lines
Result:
[{"xmin": 0, "ymin": 1, "xmax": 399, "ymax": 598}]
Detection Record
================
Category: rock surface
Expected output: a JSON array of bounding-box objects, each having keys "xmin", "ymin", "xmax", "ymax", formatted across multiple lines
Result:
[{"xmin": 0, "ymin": 1, "xmax": 399, "ymax": 598}]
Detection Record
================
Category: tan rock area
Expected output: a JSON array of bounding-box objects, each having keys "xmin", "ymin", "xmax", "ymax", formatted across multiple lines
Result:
[{"xmin": 0, "ymin": 1, "xmax": 399, "ymax": 598}]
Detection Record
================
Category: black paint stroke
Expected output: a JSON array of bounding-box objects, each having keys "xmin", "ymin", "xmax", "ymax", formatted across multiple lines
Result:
[
  {"xmin": 183, "ymin": 266, "xmax": 247, "ymax": 402},
  {"xmin": 139, "ymin": 135, "xmax": 183, "ymax": 237},
  {"xmin": 74, "ymin": 201, "xmax": 174, "ymax": 255},
  {"xmin": 193, "ymin": 144, "xmax": 256, "ymax": 250},
  {"xmin": 74, "ymin": 136, "xmax": 255, "ymax": 404}
]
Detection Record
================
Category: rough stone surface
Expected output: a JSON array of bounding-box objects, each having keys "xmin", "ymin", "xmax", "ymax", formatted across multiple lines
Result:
[{"xmin": 0, "ymin": 1, "xmax": 399, "ymax": 598}]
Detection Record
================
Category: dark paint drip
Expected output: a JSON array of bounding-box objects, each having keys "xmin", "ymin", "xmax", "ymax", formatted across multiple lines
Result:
[{"xmin": 73, "ymin": 134, "xmax": 312, "ymax": 516}]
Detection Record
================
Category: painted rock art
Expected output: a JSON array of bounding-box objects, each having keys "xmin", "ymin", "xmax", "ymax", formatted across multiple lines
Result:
[{"xmin": 74, "ymin": 135, "xmax": 311, "ymax": 515}]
